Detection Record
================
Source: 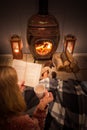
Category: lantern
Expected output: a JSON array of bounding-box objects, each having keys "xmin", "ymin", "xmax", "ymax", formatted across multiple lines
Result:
[
  {"xmin": 64, "ymin": 34, "xmax": 76, "ymax": 54},
  {"xmin": 10, "ymin": 34, "xmax": 23, "ymax": 59}
]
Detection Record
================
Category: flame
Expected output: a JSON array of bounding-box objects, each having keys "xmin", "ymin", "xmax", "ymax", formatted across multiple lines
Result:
[
  {"xmin": 14, "ymin": 49, "xmax": 19, "ymax": 53},
  {"xmin": 35, "ymin": 41, "xmax": 52, "ymax": 55}
]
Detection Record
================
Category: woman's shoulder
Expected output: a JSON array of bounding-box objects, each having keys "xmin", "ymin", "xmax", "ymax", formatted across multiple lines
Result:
[
  {"xmin": 4, "ymin": 114, "xmax": 39, "ymax": 130},
  {"xmin": 12, "ymin": 114, "xmax": 38, "ymax": 124}
]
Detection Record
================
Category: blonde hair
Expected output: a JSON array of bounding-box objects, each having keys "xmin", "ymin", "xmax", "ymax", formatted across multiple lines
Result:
[{"xmin": 0, "ymin": 65, "xmax": 26, "ymax": 117}]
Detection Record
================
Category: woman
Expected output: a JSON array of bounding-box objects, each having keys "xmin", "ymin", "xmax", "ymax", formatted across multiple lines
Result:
[{"xmin": 0, "ymin": 65, "xmax": 53, "ymax": 130}]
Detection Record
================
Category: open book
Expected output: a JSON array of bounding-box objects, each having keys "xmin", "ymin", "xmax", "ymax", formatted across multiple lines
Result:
[{"xmin": 12, "ymin": 59, "xmax": 42, "ymax": 87}]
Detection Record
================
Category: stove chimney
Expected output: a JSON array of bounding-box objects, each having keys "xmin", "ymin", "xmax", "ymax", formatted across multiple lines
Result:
[{"xmin": 38, "ymin": 0, "xmax": 48, "ymax": 15}]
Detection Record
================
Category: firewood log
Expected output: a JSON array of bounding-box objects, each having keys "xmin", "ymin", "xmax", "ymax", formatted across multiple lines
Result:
[
  {"xmin": 66, "ymin": 50, "xmax": 74, "ymax": 63},
  {"xmin": 60, "ymin": 52, "xmax": 68, "ymax": 63},
  {"xmin": 52, "ymin": 53, "xmax": 64, "ymax": 71},
  {"xmin": 64, "ymin": 60, "xmax": 70, "ymax": 67},
  {"xmin": 60, "ymin": 52, "xmax": 70, "ymax": 67},
  {"xmin": 70, "ymin": 62, "xmax": 80, "ymax": 73},
  {"xmin": 65, "ymin": 66, "xmax": 72, "ymax": 72}
]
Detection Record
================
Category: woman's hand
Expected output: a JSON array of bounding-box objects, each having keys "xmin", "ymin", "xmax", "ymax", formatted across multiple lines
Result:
[
  {"xmin": 18, "ymin": 81, "xmax": 26, "ymax": 92},
  {"xmin": 37, "ymin": 89, "xmax": 54, "ymax": 110},
  {"xmin": 42, "ymin": 89, "xmax": 54, "ymax": 104}
]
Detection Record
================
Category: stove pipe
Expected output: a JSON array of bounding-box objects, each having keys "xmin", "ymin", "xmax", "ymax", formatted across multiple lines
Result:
[{"xmin": 38, "ymin": 0, "xmax": 48, "ymax": 15}]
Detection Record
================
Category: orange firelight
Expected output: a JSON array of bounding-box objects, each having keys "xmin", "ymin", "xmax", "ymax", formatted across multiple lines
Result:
[{"xmin": 35, "ymin": 41, "xmax": 52, "ymax": 55}]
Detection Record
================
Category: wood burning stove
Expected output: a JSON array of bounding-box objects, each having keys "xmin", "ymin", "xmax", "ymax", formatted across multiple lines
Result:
[{"xmin": 27, "ymin": 0, "xmax": 60, "ymax": 61}]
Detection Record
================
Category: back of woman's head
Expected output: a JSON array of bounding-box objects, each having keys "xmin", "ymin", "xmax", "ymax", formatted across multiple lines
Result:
[{"xmin": 0, "ymin": 65, "xmax": 26, "ymax": 118}]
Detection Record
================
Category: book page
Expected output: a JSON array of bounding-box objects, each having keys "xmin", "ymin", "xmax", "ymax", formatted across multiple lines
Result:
[
  {"xmin": 12, "ymin": 60, "xmax": 42, "ymax": 87},
  {"xmin": 12, "ymin": 60, "xmax": 26, "ymax": 83},
  {"xmin": 25, "ymin": 62, "xmax": 42, "ymax": 87}
]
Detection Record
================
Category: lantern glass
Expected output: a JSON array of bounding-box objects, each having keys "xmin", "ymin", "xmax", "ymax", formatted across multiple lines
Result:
[
  {"xmin": 64, "ymin": 34, "xmax": 76, "ymax": 54},
  {"xmin": 10, "ymin": 34, "xmax": 23, "ymax": 59}
]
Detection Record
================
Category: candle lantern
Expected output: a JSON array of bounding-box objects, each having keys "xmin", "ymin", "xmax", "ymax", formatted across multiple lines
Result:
[
  {"xmin": 64, "ymin": 34, "xmax": 76, "ymax": 54},
  {"xmin": 10, "ymin": 34, "xmax": 23, "ymax": 59}
]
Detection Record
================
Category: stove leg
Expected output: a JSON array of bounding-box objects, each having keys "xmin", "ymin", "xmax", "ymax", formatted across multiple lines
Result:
[{"xmin": 34, "ymin": 58, "xmax": 36, "ymax": 63}]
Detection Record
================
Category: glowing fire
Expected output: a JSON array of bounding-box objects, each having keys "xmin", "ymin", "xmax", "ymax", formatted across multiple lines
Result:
[{"xmin": 35, "ymin": 41, "xmax": 53, "ymax": 55}]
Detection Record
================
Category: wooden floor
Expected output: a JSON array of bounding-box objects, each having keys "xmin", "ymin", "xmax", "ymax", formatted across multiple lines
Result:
[{"xmin": 0, "ymin": 53, "xmax": 87, "ymax": 81}]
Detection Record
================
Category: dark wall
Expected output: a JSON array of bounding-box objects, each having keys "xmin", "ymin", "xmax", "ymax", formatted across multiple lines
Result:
[{"xmin": 0, "ymin": 0, "xmax": 87, "ymax": 54}]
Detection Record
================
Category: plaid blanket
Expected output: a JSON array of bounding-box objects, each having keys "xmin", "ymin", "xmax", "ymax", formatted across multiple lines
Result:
[{"xmin": 47, "ymin": 79, "xmax": 87, "ymax": 130}]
